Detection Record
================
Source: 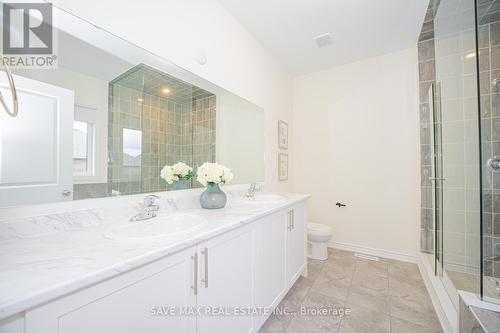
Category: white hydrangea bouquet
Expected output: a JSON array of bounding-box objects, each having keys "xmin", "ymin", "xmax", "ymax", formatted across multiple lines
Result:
[
  {"xmin": 196, "ymin": 162, "xmax": 233, "ymax": 209},
  {"xmin": 160, "ymin": 162, "xmax": 194, "ymax": 189},
  {"xmin": 196, "ymin": 162, "xmax": 234, "ymax": 186}
]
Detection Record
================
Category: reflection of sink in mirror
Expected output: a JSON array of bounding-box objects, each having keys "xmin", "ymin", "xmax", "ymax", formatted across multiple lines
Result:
[
  {"xmin": 104, "ymin": 213, "xmax": 207, "ymax": 241},
  {"xmin": 244, "ymin": 194, "xmax": 285, "ymax": 204}
]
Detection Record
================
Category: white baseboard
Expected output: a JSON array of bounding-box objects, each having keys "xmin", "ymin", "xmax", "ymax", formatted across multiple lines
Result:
[{"xmin": 327, "ymin": 241, "xmax": 418, "ymax": 263}]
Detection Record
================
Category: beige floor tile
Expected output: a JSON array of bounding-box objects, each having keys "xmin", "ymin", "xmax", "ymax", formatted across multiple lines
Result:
[
  {"xmin": 388, "ymin": 274, "xmax": 428, "ymax": 299},
  {"xmin": 339, "ymin": 303, "xmax": 391, "ymax": 333},
  {"xmin": 328, "ymin": 248, "xmax": 356, "ymax": 258},
  {"xmin": 286, "ymin": 291, "xmax": 344, "ymax": 333},
  {"xmin": 351, "ymin": 272, "xmax": 388, "ymax": 292},
  {"xmin": 259, "ymin": 251, "xmax": 442, "ymax": 333},
  {"xmin": 287, "ymin": 315, "xmax": 340, "ymax": 333},
  {"xmin": 355, "ymin": 259, "xmax": 388, "ymax": 278},
  {"xmin": 346, "ymin": 284, "xmax": 391, "ymax": 315},
  {"xmin": 390, "ymin": 295, "xmax": 441, "ymax": 330},
  {"xmin": 322, "ymin": 258, "xmax": 356, "ymax": 280},
  {"xmin": 288, "ymin": 276, "xmax": 312, "ymax": 301},
  {"xmin": 280, "ymin": 284, "xmax": 306, "ymax": 314},
  {"xmin": 337, "ymin": 326, "xmax": 358, "ymax": 333},
  {"xmin": 391, "ymin": 316, "xmax": 443, "ymax": 333},
  {"xmin": 387, "ymin": 259, "xmax": 421, "ymax": 280},
  {"xmin": 310, "ymin": 268, "xmax": 352, "ymax": 302},
  {"xmin": 306, "ymin": 259, "xmax": 325, "ymax": 283},
  {"xmin": 326, "ymin": 254, "xmax": 357, "ymax": 267},
  {"xmin": 258, "ymin": 314, "xmax": 286, "ymax": 333}
]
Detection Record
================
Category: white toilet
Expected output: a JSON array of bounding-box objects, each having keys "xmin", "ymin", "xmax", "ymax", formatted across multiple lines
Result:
[{"xmin": 307, "ymin": 222, "xmax": 333, "ymax": 260}]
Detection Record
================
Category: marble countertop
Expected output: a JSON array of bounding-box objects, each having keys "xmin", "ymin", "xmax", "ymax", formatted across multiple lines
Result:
[{"xmin": 0, "ymin": 191, "xmax": 309, "ymax": 320}]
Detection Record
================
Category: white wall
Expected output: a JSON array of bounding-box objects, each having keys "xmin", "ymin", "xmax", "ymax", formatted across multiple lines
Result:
[
  {"xmin": 217, "ymin": 93, "xmax": 265, "ymax": 184},
  {"xmin": 53, "ymin": 0, "xmax": 292, "ymax": 191},
  {"xmin": 292, "ymin": 48, "xmax": 421, "ymax": 258}
]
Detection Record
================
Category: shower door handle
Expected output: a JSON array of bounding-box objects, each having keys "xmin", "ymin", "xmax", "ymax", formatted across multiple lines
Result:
[
  {"xmin": 429, "ymin": 177, "xmax": 445, "ymax": 181},
  {"xmin": 487, "ymin": 156, "xmax": 500, "ymax": 172}
]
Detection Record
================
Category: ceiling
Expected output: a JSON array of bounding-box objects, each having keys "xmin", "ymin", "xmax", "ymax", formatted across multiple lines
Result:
[
  {"xmin": 112, "ymin": 64, "xmax": 214, "ymax": 104},
  {"xmin": 218, "ymin": 0, "xmax": 429, "ymax": 76}
]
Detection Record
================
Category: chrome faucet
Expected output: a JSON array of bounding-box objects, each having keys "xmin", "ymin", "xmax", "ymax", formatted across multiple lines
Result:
[
  {"xmin": 245, "ymin": 183, "xmax": 257, "ymax": 198},
  {"xmin": 130, "ymin": 195, "xmax": 160, "ymax": 221}
]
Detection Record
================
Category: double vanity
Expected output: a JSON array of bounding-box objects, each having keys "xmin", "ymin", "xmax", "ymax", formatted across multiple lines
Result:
[
  {"xmin": 0, "ymin": 188, "xmax": 309, "ymax": 333},
  {"xmin": 0, "ymin": 5, "xmax": 308, "ymax": 333}
]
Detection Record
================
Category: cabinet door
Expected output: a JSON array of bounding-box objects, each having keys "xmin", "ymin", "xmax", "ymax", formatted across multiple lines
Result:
[
  {"xmin": 254, "ymin": 210, "xmax": 287, "ymax": 329},
  {"xmin": 196, "ymin": 226, "xmax": 253, "ymax": 333},
  {"xmin": 286, "ymin": 202, "xmax": 307, "ymax": 287},
  {"xmin": 25, "ymin": 247, "xmax": 197, "ymax": 333}
]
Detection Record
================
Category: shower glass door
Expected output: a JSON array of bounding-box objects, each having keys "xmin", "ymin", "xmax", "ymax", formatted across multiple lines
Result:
[{"xmin": 433, "ymin": 0, "xmax": 482, "ymax": 307}]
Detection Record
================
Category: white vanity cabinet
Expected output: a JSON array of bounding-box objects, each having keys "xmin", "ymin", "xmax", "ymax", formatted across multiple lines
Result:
[
  {"xmin": 286, "ymin": 202, "xmax": 307, "ymax": 287},
  {"xmin": 24, "ymin": 246, "xmax": 198, "ymax": 333},
  {"xmin": 253, "ymin": 210, "xmax": 287, "ymax": 329},
  {"xmin": 196, "ymin": 225, "xmax": 254, "ymax": 333},
  {"xmin": 1, "ymin": 200, "xmax": 308, "ymax": 333}
]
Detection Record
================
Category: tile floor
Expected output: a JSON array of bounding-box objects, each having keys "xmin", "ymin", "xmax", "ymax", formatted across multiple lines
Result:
[{"xmin": 259, "ymin": 248, "xmax": 443, "ymax": 333}]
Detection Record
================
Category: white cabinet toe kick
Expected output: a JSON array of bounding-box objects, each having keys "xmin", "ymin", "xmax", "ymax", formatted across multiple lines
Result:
[{"xmin": 0, "ymin": 201, "xmax": 308, "ymax": 333}]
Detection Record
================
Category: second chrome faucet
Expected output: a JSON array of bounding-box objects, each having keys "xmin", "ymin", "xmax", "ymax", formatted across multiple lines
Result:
[{"xmin": 130, "ymin": 195, "xmax": 160, "ymax": 221}]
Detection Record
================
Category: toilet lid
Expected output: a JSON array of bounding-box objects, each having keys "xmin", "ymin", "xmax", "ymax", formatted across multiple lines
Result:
[{"xmin": 308, "ymin": 222, "xmax": 332, "ymax": 234}]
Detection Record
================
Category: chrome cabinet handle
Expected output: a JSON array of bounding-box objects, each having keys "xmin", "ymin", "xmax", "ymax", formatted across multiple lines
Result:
[
  {"xmin": 191, "ymin": 253, "xmax": 198, "ymax": 295},
  {"xmin": 62, "ymin": 190, "xmax": 72, "ymax": 197},
  {"xmin": 0, "ymin": 64, "xmax": 18, "ymax": 117},
  {"xmin": 287, "ymin": 211, "xmax": 291, "ymax": 231},
  {"xmin": 201, "ymin": 247, "xmax": 209, "ymax": 288},
  {"xmin": 291, "ymin": 209, "xmax": 295, "ymax": 229}
]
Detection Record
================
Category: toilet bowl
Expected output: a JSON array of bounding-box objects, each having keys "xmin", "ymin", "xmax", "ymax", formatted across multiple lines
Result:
[{"xmin": 307, "ymin": 222, "xmax": 333, "ymax": 260}]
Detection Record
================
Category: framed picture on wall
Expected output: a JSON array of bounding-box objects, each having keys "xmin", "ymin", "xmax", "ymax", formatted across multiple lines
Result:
[
  {"xmin": 278, "ymin": 153, "xmax": 288, "ymax": 181},
  {"xmin": 278, "ymin": 120, "xmax": 288, "ymax": 149}
]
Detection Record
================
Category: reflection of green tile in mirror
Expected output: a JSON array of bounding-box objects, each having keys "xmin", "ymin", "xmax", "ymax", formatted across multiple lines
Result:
[{"xmin": 108, "ymin": 64, "xmax": 216, "ymax": 195}]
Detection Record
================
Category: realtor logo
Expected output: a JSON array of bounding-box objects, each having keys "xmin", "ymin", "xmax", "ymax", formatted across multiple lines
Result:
[{"xmin": 1, "ymin": 2, "xmax": 57, "ymax": 68}]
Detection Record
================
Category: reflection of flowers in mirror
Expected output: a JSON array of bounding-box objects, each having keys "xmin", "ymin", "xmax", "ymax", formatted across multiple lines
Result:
[
  {"xmin": 160, "ymin": 162, "xmax": 194, "ymax": 184},
  {"xmin": 196, "ymin": 162, "xmax": 234, "ymax": 187}
]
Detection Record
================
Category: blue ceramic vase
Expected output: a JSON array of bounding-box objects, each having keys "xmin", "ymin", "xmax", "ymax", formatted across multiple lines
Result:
[
  {"xmin": 200, "ymin": 183, "xmax": 227, "ymax": 209},
  {"xmin": 173, "ymin": 179, "xmax": 189, "ymax": 190}
]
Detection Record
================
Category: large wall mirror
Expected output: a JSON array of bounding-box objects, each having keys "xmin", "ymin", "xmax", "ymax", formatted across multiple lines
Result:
[{"xmin": 0, "ymin": 5, "xmax": 264, "ymax": 207}]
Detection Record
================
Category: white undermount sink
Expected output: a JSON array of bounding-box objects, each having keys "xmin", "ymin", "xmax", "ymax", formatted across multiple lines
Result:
[
  {"xmin": 104, "ymin": 213, "xmax": 208, "ymax": 241},
  {"xmin": 244, "ymin": 193, "xmax": 286, "ymax": 204}
]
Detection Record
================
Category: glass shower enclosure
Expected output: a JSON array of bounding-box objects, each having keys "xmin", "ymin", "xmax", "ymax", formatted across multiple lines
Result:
[{"xmin": 423, "ymin": 0, "xmax": 500, "ymax": 306}]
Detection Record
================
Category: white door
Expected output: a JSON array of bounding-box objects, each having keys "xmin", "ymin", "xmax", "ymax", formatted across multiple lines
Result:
[
  {"xmin": 196, "ymin": 227, "xmax": 253, "ymax": 333},
  {"xmin": 286, "ymin": 203, "xmax": 307, "ymax": 287},
  {"xmin": 0, "ymin": 74, "xmax": 74, "ymax": 207},
  {"xmin": 254, "ymin": 210, "xmax": 287, "ymax": 329}
]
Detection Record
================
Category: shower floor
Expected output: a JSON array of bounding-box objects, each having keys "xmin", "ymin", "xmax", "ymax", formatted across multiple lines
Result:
[{"xmin": 447, "ymin": 270, "xmax": 500, "ymax": 300}]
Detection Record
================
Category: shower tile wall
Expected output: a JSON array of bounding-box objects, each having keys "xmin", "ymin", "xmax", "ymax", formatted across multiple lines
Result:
[
  {"xmin": 419, "ymin": 0, "xmax": 500, "ymax": 300},
  {"xmin": 435, "ymin": 0, "xmax": 481, "ymax": 275},
  {"xmin": 191, "ymin": 96, "xmax": 216, "ymax": 170},
  {"xmin": 477, "ymin": 0, "xmax": 500, "ymax": 281},
  {"xmin": 108, "ymin": 83, "xmax": 216, "ymax": 194},
  {"xmin": 418, "ymin": 1, "xmax": 437, "ymax": 255},
  {"xmin": 419, "ymin": 0, "xmax": 481, "ymax": 279},
  {"xmin": 141, "ymin": 91, "xmax": 189, "ymax": 193},
  {"xmin": 108, "ymin": 84, "xmax": 141, "ymax": 195}
]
